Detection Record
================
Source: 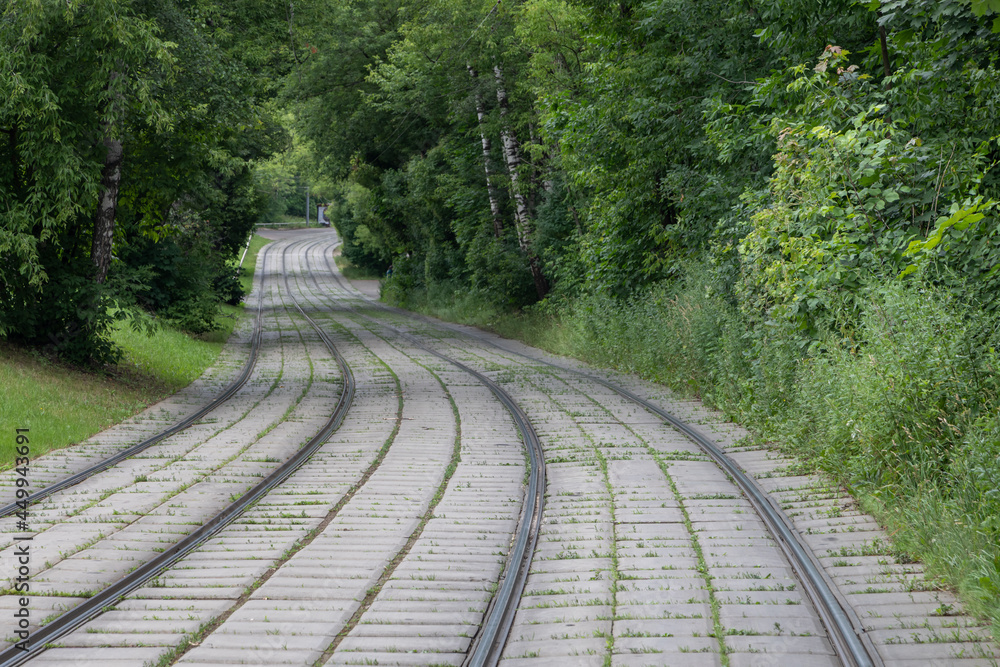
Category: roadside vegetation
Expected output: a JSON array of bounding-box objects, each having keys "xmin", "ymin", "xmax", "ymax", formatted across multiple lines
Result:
[{"xmin": 0, "ymin": 234, "xmax": 270, "ymax": 466}]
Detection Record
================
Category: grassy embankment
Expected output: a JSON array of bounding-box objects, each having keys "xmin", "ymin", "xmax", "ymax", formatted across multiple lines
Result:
[
  {"xmin": 333, "ymin": 251, "xmax": 383, "ymax": 281},
  {"xmin": 0, "ymin": 234, "xmax": 272, "ymax": 466},
  {"xmin": 386, "ymin": 274, "xmax": 1000, "ymax": 641}
]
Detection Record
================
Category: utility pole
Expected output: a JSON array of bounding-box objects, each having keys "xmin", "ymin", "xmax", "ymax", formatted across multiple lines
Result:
[{"xmin": 306, "ymin": 187, "xmax": 310, "ymax": 225}]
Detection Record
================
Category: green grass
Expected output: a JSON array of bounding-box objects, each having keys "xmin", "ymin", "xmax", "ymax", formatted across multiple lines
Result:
[
  {"xmin": 333, "ymin": 251, "xmax": 384, "ymax": 281},
  {"xmin": 0, "ymin": 344, "xmax": 168, "ymax": 467},
  {"xmin": 108, "ymin": 316, "xmax": 232, "ymax": 389},
  {"xmin": 0, "ymin": 233, "xmax": 273, "ymax": 468}
]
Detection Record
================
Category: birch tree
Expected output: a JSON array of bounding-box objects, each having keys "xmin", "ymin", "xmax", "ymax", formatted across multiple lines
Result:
[{"xmin": 494, "ymin": 63, "xmax": 548, "ymax": 298}]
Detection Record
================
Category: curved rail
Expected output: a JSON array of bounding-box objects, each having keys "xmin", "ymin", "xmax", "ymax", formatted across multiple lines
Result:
[
  {"xmin": 405, "ymin": 342, "xmax": 543, "ymax": 667},
  {"xmin": 584, "ymin": 378, "xmax": 879, "ymax": 667},
  {"xmin": 0, "ymin": 239, "xmax": 356, "ymax": 667},
  {"xmin": 298, "ymin": 239, "xmax": 545, "ymax": 666},
  {"xmin": 0, "ymin": 243, "xmax": 273, "ymax": 519},
  {"xmin": 311, "ymin": 234, "xmax": 881, "ymax": 667}
]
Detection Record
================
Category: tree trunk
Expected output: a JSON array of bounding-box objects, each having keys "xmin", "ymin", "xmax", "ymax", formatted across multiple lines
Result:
[
  {"xmin": 494, "ymin": 64, "xmax": 548, "ymax": 299},
  {"xmin": 468, "ymin": 66, "xmax": 504, "ymax": 237},
  {"xmin": 92, "ymin": 135, "xmax": 123, "ymax": 284},
  {"xmin": 92, "ymin": 69, "xmax": 125, "ymax": 284}
]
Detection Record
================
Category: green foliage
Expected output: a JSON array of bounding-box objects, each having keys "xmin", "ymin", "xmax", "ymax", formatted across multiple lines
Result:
[
  {"xmin": 738, "ymin": 45, "xmax": 998, "ymax": 337},
  {"xmin": 118, "ymin": 209, "xmax": 249, "ymax": 334},
  {"xmin": 0, "ymin": 247, "xmax": 121, "ymax": 365},
  {"xmin": 0, "ymin": 0, "xmax": 282, "ymax": 362},
  {"xmin": 789, "ymin": 285, "xmax": 997, "ymax": 484},
  {"xmin": 0, "ymin": 0, "xmax": 169, "ymax": 361},
  {"xmin": 0, "ymin": 0, "xmax": 169, "ymax": 281}
]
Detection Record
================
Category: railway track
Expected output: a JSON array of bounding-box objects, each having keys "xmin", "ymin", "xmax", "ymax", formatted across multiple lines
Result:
[
  {"xmin": 281, "ymin": 235, "xmax": 546, "ymax": 666},
  {"xmin": 0, "ymin": 239, "xmax": 353, "ymax": 664},
  {"xmin": 0, "ymin": 235, "xmax": 546, "ymax": 666},
  {"xmin": 290, "ymin": 238, "xmax": 545, "ymax": 666},
  {"xmin": 0, "ymin": 230, "xmax": 996, "ymax": 666},
  {"xmin": 0, "ymin": 244, "xmax": 272, "ymax": 520},
  {"xmin": 305, "ymin": 233, "xmax": 999, "ymax": 667}
]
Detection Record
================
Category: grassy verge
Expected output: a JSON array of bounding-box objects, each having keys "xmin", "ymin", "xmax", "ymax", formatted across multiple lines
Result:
[
  {"xmin": 387, "ymin": 272, "xmax": 1000, "ymax": 642},
  {"xmin": 0, "ymin": 234, "xmax": 272, "ymax": 467},
  {"xmin": 332, "ymin": 250, "xmax": 384, "ymax": 281}
]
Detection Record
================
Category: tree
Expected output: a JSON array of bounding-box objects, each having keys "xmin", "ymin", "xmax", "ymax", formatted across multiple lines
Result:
[
  {"xmin": 0, "ymin": 0, "xmax": 169, "ymax": 360},
  {"xmin": 0, "ymin": 0, "xmax": 286, "ymax": 360}
]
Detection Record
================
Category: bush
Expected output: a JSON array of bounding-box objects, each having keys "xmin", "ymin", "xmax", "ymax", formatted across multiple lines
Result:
[
  {"xmin": 0, "ymin": 244, "xmax": 120, "ymax": 366},
  {"xmin": 787, "ymin": 284, "xmax": 997, "ymax": 487}
]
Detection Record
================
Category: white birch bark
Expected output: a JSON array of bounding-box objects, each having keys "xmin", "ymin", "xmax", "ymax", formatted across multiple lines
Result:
[
  {"xmin": 92, "ymin": 71, "xmax": 124, "ymax": 284},
  {"xmin": 468, "ymin": 66, "xmax": 504, "ymax": 237},
  {"xmin": 494, "ymin": 64, "xmax": 548, "ymax": 298}
]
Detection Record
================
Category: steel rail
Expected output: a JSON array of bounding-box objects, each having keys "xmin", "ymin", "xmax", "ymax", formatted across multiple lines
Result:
[
  {"xmin": 581, "ymin": 376, "xmax": 880, "ymax": 667},
  {"xmin": 312, "ymin": 233, "xmax": 881, "ymax": 667},
  {"xmin": 299, "ymin": 238, "xmax": 544, "ymax": 666},
  {"xmin": 0, "ymin": 238, "xmax": 356, "ymax": 667},
  {"xmin": 425, "ymin": 343, "xmax": 544, "ymax": 667},
  {"xmin": 0, "ymin": 243, "xmax": 274, "ymax": 519}
]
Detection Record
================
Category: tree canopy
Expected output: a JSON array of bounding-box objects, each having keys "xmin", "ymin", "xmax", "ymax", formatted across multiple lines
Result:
[
  {"xmin": 4, "ymin": 0, "xmax": 1000, "ymax": 360},
  {"xmin": 280, "ymin": 0, "xmax": 1000, "ymax": 327},
  {"xmin": 1, "ymin": 0, "xmax": 288, "ymax": 361}
]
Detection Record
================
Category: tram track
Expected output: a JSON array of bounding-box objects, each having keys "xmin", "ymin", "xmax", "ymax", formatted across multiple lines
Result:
[
  {"xmin": 92, "ymin": 235, "xmax": 534, "ymax": 665},
  {"xmin": 0, "ymin": 245, "xmax": 313, "ymax": 574},
  {"xmin": 435, "ymin": 337, "xmax": 883, "ymax": 666},
  {"xmin": 307, "ymin": 234, "xmax": 884, "ymax": 667},
  {"xmin": 0, "ymin": 237, "xmax": 356, "ymax": 666},
  {"xmin": 0, "ymin": 234, "xmax": 543, "ymax": 667},
  {"xmin": 0, "ymin": 243, "xmax": 275, "ymax": 521},
  {"xmin": 296, "ymin": 238, "xmax": 545, "ymax": 666}
]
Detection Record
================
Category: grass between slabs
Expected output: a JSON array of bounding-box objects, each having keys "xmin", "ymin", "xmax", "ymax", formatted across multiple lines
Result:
[{"xmin": 0, "ymin": 233, "xmax": 272, "ymax": 467}]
